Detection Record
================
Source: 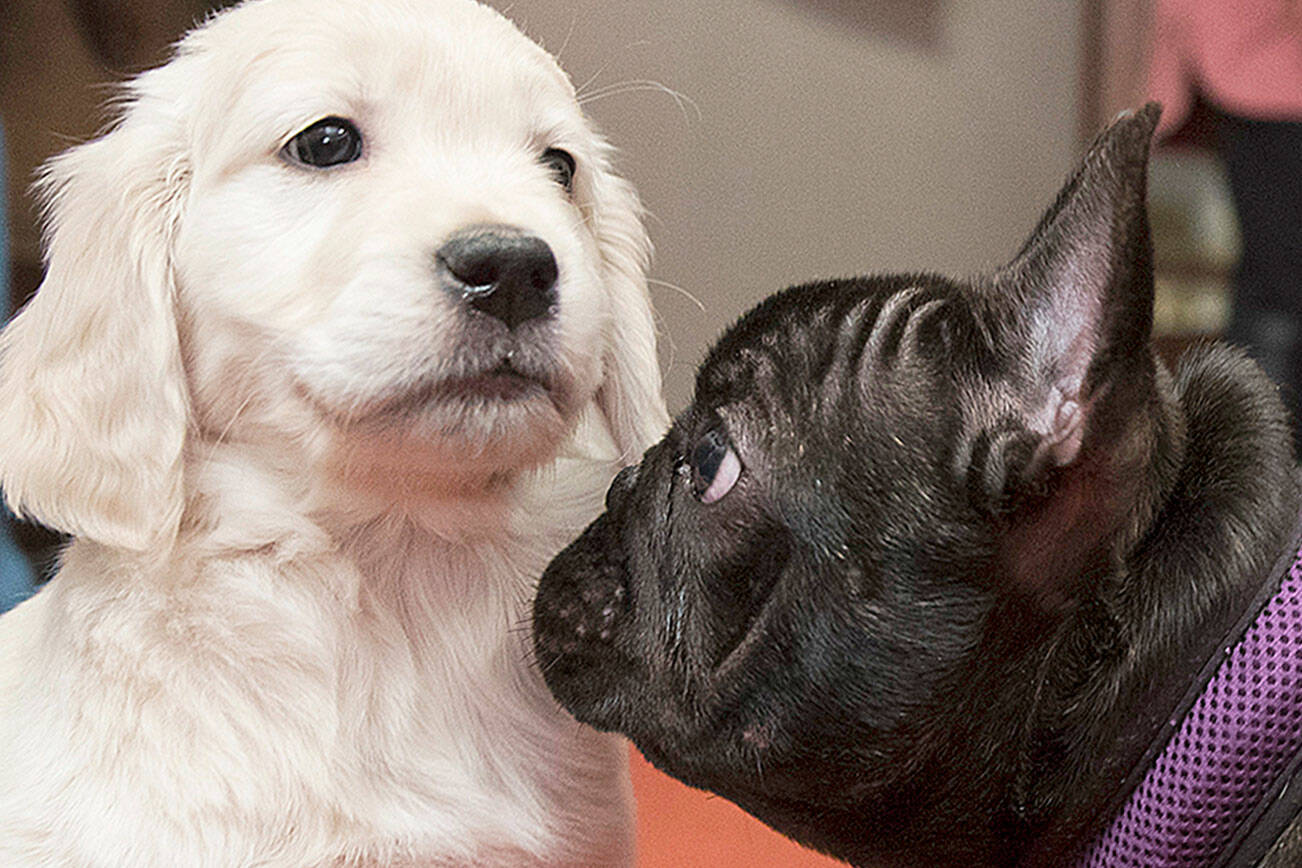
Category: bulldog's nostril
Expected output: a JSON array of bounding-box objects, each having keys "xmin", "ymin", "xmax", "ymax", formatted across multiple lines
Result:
[{"xmin": 437, "ymin": 226, "xmax": 558, "ymax": 329}]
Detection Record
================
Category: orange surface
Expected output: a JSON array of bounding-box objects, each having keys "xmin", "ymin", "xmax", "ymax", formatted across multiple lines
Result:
[{"xmin": 630, "ymin": 747, "xmax": 845, "ymax": 867}]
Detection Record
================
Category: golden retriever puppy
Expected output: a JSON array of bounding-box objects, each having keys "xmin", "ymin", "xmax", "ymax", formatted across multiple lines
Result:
[{"xmin": 0, "ymin": 0, "xmax": 667, "ymax": 864}]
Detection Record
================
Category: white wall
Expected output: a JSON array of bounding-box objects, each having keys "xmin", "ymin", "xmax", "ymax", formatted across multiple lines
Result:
[{"xmin": 491, "ymin": 0, "xmax": 1084, "ymax": 409}]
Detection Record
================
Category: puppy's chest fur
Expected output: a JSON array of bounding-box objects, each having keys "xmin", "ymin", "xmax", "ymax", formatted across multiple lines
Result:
[{"xmin": 0, "ymin": 452, "xmax": 630, "ymax": 867}]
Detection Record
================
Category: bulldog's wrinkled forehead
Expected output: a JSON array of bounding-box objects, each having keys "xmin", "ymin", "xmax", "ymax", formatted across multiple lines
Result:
[{"xmin": 693, "ymin": 272, "xmax": 981, "ymax": 432}]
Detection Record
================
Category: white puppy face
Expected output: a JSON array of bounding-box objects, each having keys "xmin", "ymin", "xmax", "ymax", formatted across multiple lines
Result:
[
  {"xmin": 178, "ymin": 0, "xmax": 617, "ymax": 466},
  {"xmin": 176, "ymin": 0, "xmax": 645, "ymax": 473},
  {"xmin": 0, "ymin": 0, "xmax": 665, "ymax": 549}
]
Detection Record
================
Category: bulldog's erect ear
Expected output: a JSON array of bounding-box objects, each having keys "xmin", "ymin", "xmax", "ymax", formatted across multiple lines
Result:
[
  {"xmin": 997, "ymin": 103, "xmax": 1160, "ymax": 476},
  {"xmin": 975, "ymin": 104, "xmax": 1162, "ymax": 601}
]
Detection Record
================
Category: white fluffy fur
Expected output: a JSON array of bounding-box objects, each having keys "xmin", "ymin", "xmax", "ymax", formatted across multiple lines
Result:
[{"xmin": 0, "ymin": 1, "xmax": 667, "ymax": 864}]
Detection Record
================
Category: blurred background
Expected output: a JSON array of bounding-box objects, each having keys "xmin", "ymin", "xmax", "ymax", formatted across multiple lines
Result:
[{"xmin": 3, "ymin": 1, "xmax": 1290, "ymax": 865}]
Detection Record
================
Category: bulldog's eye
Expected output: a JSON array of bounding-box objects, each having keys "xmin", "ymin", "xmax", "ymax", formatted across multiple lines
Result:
[
  {"xmin": 690, "ymin": 429, "xmax": 742, "ymax": 504},
  {"xmin": 541, "ymin": 147, "xmax": 576, "ymax": 192},
  {"xmin": 283, "ymin": 117, "xmax": 363, "ymax": 168}
]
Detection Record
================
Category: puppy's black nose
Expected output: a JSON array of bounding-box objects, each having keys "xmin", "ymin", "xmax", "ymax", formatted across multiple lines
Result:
[{"xmin": 437, "ymin": 227, "xmax": 558, "ymax": 329}]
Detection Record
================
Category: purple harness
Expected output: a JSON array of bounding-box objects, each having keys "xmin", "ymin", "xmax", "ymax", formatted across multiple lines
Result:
[{"xmin": 1076, "ymin": 540, "xmax": 1302, "ymax": 866}]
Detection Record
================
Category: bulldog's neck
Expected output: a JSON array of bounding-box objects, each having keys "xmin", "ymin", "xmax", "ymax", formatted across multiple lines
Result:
[
  {"xmin": 1012, "ymin": 344, "xmax": 1301, "ymax": 866},
  {"xmin": 820, "ymin": 346, "xmax": 1298, "ymax": 868}
]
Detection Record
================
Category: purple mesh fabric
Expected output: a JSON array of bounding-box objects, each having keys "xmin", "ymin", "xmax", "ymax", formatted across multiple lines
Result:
[{"xmin": 1077, "ymin": 550, "xmax": 1302, "ymax": 867}]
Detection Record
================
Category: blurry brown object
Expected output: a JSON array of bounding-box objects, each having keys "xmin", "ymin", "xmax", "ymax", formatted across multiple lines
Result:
[
  {"xmin": 1, "ymin": 0, "xmax": 227, "ymax": 311},
  {"xmin": 66, "ymin": 0, "xmax": 213, "ymax": 68}
]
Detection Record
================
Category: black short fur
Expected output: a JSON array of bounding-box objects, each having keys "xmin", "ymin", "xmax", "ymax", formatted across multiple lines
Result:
[{"xmin": 532, "ymin": 105, "xmax": 1302, "ymax": 866}]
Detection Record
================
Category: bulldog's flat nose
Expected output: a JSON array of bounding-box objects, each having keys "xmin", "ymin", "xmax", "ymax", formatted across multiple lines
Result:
[{"xmin": 437, "ymin": 227, "xmax": 558, "ymax": 329}]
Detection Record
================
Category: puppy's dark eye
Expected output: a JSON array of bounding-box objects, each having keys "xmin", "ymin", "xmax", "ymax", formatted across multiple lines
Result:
[
  {"xmin": 283, "ymin": 117, "xmax": 363, "ymax": 168},
  {"xmin": 541, "ymin": 147, "xmax": 576, "ymax": 192},
  {"xmin": 690, "ymin": 429, "xmax": 742, "ymax": 504}
]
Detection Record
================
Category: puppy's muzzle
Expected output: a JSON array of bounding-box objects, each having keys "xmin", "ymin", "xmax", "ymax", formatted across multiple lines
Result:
[{"xmin": 437, "ymin": 226, "xmax": 558, "ymax": 330}]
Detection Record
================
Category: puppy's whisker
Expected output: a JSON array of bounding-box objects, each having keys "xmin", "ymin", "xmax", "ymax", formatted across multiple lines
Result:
[
  {"xmin": 563, "ymin": 212, "xmax": 598, "ymax": 242},
  {"xmin": 573, "ymin": 63, "xmax": 614, "ymax": 102},
  {"xmin": 571, "ymin": 207, "xmax": 598, "ymax": 228},
  {"xmin": 572, "ymin": 40, "xmax": 658, "ymax": 100},
  {"xmin": 200, "ymin": 343, "xmax": 282, "ymax": 460},
  {"xmin": 550, "ymin": 14, "xmax": 579, "ymax": 65},
  {"xmin": 645, "ymin": 304, "xmax": 682, "ymax": 389},
  {"xmin": 647, "ymin": 278, "xmax": 706, "ymax": 313},
  {"xmin": 207, "ymin": 392, "xmax": 255, "ymax": 453},
  {"xmin": 577, "ymin": 80, "xmax": 701, "ymax": 125}
]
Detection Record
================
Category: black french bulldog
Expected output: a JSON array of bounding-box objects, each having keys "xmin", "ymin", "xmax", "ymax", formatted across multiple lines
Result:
[{"xmin": 532, "ymin": 104, "xmax": 1302, "ymax": 866}]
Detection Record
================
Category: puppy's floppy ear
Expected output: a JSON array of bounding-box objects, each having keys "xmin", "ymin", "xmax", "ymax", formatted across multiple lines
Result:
[
  {"xmin": 587, "ymin": 149, "xmax": 670, "ymax": 459},
  {"xmin": 0, "ymin": 84, "xmax": 191, "ymax": 552},
  {"xmin": 976, "ymin": 104, "xmax": 1163, "ymax": 599}
]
